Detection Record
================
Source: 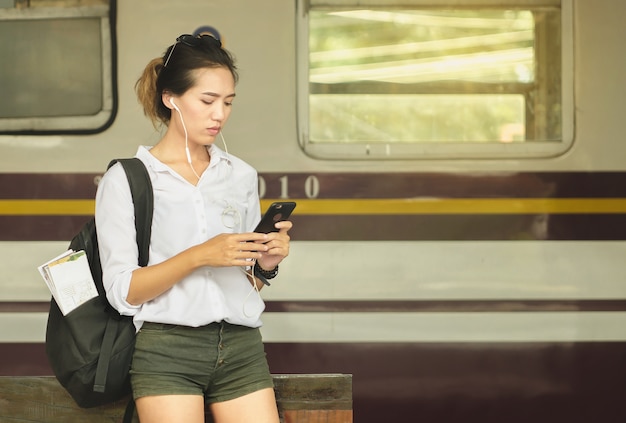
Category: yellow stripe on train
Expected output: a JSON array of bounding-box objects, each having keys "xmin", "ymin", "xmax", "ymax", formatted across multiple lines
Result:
[
  {"xmin": 2, "ymin": 198, "xmax": 626, "ymax": 216},
  {"xmin": 274, "ymin": 198, "xmax": 626, "ymax": 214},
  {"xmin": 0, "ymin": 200, "xmax": 95, "ymax": 215}
]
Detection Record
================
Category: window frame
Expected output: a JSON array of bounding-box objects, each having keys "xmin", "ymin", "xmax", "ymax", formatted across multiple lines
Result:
[
  {"xmin": 0, "ymin": 3, "xmax": 117, "ymax": 135},
  {"xmin": 296, "ymin": 0, "xmax": 574, "ymax": 160}
]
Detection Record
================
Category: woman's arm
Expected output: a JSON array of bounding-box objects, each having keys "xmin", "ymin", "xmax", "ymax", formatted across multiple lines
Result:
[{"xmin": 126, "ymin": 231, "xmax": 270, "ymax": 305}]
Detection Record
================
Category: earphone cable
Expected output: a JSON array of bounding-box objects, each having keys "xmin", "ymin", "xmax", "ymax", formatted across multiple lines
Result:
[{"xmin": 173, "ymin": 105, "xmax": 201, "ymax": 180}]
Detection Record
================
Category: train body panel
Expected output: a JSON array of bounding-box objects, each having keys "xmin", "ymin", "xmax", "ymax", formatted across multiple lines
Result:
[
  {"xmin": 2, "ymin": 0, "xmax": 626, "ymax": 422},
  {"xmin": 0, "ymin": 0, "xmax": 625, "ymax": 172}
]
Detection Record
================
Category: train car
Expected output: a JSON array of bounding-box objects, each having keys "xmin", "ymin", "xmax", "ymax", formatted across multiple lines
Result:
[{"xmin": 2, "ymin": 0, "xmax": 626, "ymax": 421}]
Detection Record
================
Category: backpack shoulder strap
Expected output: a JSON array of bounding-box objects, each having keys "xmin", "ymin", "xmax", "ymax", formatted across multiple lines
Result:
[
  {"xmin": 107, "ymin": 158, "xmax": 153, "ymax": 267},
  {"xmin": 92, "ymin": 159, "xmax": 151, "ymax": 398}
]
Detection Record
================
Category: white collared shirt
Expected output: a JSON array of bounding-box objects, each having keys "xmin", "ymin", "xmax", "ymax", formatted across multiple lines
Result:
[{"xmin": 95, "ymin": 145, "xmax": 264, "ymax": 331}]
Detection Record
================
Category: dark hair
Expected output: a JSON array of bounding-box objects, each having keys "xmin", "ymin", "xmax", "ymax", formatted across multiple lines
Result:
[{"xmin": 135, "ymin": 35, "xmax": 238, "ymax": 128}]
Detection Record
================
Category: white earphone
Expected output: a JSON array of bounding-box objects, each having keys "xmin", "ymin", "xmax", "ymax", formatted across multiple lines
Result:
[
  {"xmin": 169, "ymin": 97, "xmax": 230, "ymax": 182},
  {"xmin": 170, "ymin": 98, "xmax": 195, "ymax": 168},
  {"xmin": 170, "ymin": 98, "xmax": 180, "ymax": 111}
]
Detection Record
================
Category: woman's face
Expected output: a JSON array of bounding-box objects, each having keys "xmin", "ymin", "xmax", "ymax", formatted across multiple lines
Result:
[{"xmin": 171, "ymin": 66, "xmax": 236, "ymax": 146}]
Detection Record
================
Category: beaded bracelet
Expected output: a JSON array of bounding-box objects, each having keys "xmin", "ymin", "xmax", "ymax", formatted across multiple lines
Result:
[{"xmin": 255, "ymin": 264, "xmax": 279, "ymax": 279}]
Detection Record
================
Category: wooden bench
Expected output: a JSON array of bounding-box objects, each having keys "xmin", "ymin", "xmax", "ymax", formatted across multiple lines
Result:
[{"xmin": 0, "ymin": 374, "xmax": 352, "ymax": 423}]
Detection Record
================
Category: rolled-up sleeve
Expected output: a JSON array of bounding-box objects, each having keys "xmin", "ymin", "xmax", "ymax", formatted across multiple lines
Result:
[{"xmin": 95, "ymin": 162, "xmax": 142, "ymax": 316}]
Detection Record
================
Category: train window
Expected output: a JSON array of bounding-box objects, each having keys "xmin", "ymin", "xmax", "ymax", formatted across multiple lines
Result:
[
  {"xmin": 296, "ymin": 0, "xmax": 574, "ymax": 159},
  {"xmin": 0, "ymin": 1, "xmax": 116, "ymax": 134}
]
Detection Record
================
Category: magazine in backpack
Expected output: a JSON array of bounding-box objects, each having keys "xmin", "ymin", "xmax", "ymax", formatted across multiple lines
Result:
[{"xmin": 42, "ymin": 158, "xmax": 153, "ymax": 409}]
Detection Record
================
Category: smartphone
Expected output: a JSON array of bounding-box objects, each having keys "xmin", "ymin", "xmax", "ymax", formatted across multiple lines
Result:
[{"xmin": 254, "ymin": 201, "xmax": 296, "ymax": 233}]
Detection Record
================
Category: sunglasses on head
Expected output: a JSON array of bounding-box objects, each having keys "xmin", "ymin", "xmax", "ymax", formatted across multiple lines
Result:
[{"xmin": 163, "ymin": 34, "xmax": 222, "ymax": 67}]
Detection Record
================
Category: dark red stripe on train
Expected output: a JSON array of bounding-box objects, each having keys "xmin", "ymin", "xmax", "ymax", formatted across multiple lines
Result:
[
  {"xmin": 0, "ymin": 215, "xmax": 88, "ymax": 241},
  {"xmin": 2, "ymin": 341, "xmax": 625, "ymax": 423},
  {"xmin": 2, "ymin": 213, "xmax": 626, "ymax": 241},
  {"xmin": 3, "ymin": 171, "xmax": 626, "ymax": 200},
  {"xmin": 3, "ymin": 299, "xmax": 626, "ymax": 313},
  {"xmin": 0, "ymin": 173, "xmax": 100, "ymax": 199},
  {"xmin": 290, "ymin": 214, "xmax": 626, "ymax": 241}
]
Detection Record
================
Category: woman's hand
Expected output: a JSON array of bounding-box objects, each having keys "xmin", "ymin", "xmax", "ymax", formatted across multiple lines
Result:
[
  {"xmin": 194, "ymin": 220, "xmax": 292, "ymax": 270},
  {"xmin": 256, "ymin": 220, "xmax": 292, "ymax": 271},
  {"xmin": 196, "ymin": 232, "xmax": 270, "ymax": 268}
]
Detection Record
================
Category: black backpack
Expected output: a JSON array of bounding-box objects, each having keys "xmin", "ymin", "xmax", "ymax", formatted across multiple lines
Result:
[{"xmin": 45, "ymin": 158, "xmax": 153, "ymax": 417}]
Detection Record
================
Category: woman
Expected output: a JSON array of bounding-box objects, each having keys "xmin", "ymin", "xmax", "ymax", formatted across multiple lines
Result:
[{"xmin": 95, "ymin": 33, "xmax": 291, "ymax": 423}]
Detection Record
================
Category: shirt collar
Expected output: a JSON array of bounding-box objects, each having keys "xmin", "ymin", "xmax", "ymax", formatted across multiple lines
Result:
[
  {"xmin": 136, "ymin": 144, "xmax": 232, "ymax": 173},
  {"xmin": 207, "ymin": 144, "xmax": 232, "ymax": 168}
]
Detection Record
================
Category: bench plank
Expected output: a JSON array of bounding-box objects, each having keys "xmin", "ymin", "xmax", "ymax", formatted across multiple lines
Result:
[{"xmin": 0, "ymin": 374, "xmax": 352, "ymax": 423}]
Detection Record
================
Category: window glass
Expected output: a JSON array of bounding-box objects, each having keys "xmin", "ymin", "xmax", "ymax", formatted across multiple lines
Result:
[
  {"xmin": 0, "ymin": 18, "xmax": 102, "ymax": 118},
  {"xmin": 0, "ymin": 3, "xmax": 115, "ymax": 134},
  {"xmin": 298, "ymin": 1, "xmax": 572, "ymax": 159}
]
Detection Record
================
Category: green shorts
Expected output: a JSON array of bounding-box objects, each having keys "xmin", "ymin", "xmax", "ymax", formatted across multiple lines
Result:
[{"xmin": 130, "ymin": 321, "xmax": 274, "ymax": 403}]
